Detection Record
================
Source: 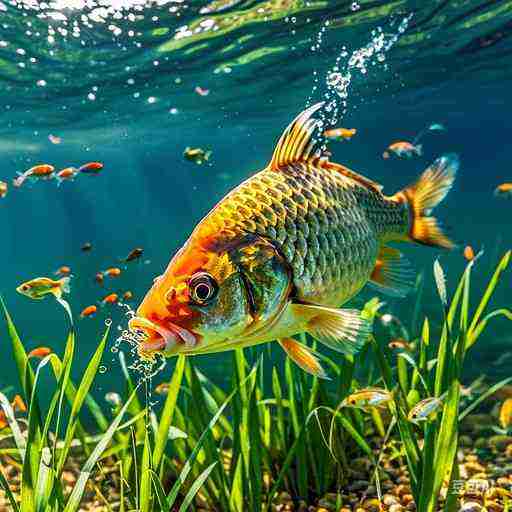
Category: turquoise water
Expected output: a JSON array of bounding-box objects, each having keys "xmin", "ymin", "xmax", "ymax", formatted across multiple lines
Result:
[{"xmin": 0, "ymin": 0, "xmax": 511, "ymax": 395}]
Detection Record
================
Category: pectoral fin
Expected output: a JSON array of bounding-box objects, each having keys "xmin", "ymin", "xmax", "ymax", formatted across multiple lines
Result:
[
  {"xmin": 290, "ymin": 304, "xmax": 371, "ymax": 355},
  {"xmin": 278, "ymin": 337, "xmax": 329, "ymax": 379},
  {"xmin": 368, "ymin": 246, "xmax": 415, "ymax": 298}
]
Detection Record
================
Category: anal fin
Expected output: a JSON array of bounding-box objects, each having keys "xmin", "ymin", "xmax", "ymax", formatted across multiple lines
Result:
[
  {"xmin": 278, "ymin": 337, "xmax": 329, "ymax": 379},
  {"xmin": 369, "ymin": 246, "xmax": 415, "ymax": 298},
  {"xmin": 290, "ymin": 304, "xmax": 372, "ymax": 355}
]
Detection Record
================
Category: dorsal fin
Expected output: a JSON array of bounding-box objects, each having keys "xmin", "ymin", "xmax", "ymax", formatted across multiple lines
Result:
[
  {"xmin": 322, "ymin": 161, "xmax": 384, "ymax": 193},
  {"xmin": 270, "ymin": 102, "xmax": 327, "ymax": 170}
]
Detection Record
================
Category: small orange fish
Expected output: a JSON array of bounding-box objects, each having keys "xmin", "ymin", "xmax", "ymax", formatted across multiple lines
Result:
[
  {"xmin": 323, "ymin": 127, "xmax": 357, "ymax": 141},
  {"xmin": 13, "ymin": 164, "xmax": 55, "ymax": 187},
  {"xmin": 155, "ymin": 382, "xmax": 170, "ymax": 395},
  {"xmin": 0, "ymin": 181, "xmax": 7, "ymax": 198},
  {"xmin": 80, "ymin": 305, "xmax": 97, "ymax": 318},
  {"xmin": 56, "ymin": 167, "xmax": 78, "ymax": 184},
  {"xmin": 494, "ymin": 183, "xmax": 512, "ymax": 198},
  {"xmin": 55, "ymin": 266, "xmax": 71, "ymax": 276},
  {"xmin": 48, "ymin": 134, "xmax": 61, "ymax": 144},
  {"xmin": 123, "ymin": 291, "xmax": 133, "ymax": 301},
  {"xmin": 104, "ymin": 268, "xmax": 122, "ymax": 278},
  {"xmin": 463, "ymin": 245, "xmax": 475, "ymax": 262},
  {"xmin": 102, "ymin": 293, "xmax": 119, "ymax": 305},
  {"xmin": 12, "ymin": 395, "xmax": 27, "ymax": 413},
  {"xmin": 383, "ymin": 141, "xmax": 422, "ymax": 159},
  {"xmin": 95, "ymin": 272, "xmax": 104, "ymax": 285},
  {"xmin": 388, "ymin": 338, "xmax": 411, "ymax": 351},
  {"xmin": 78, "ymin": 162, "xmax": 103, "ymax": 174},
  {"xmin": 28, "ymin": 346, "xmax": 52, "ymax": 358}
]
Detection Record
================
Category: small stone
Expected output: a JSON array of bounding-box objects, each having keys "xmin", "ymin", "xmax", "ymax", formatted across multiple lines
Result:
[
  {"xmin": 397, "ymin": 475, "xmax": 410, "ymax": 484},
  {"xmin": 459, "ymin": 502, "xmax": 482, "ymax": 512},
  {"xmin": 406, "ymin": 503, "xmax": 416, "ymax": 511},
  {"xmin": 348, "ymin": 480, "xmax": 370, "ymax": 492},
  {"xmin": 362, "ymin": 498, "xmax": 380, "ymax": 511},
  {"xmin": 396, "ymin": 484, "xmax": 411, "ymax": 497},
  {"xmin": 401, "ymin": 494, "xmax": 414, "ymax": 505},
  {"xmin": 383, "ymin": 494, "xmax": 398, "ymax": 506},
  {"xmin": 389, "ymin": 504, "xmax": 403, "ymax": 512},
  {"xmin": 485, "ymin": 501, "xmax": 503, "ymax": 512}
]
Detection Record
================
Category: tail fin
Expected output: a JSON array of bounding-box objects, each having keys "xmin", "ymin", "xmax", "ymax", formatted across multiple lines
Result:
[
  {"xmin": 398, "ymin": 153, "xmax": 459, "ymax": 249},
  {"xmin": 415, "ymin": 144, "xmax": 423, "ymax": 156}
]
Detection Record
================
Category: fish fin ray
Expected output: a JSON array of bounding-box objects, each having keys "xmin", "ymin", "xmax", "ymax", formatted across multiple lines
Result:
[
  {"xmin": 278, "ymin": 337, "xmax": 329, "ymax": 379},
  {"xmin": 55, "ymin": 296, "xmax": 74, "ymax": 325},
  {"xmin": 60, "ymin": 277, "xmax": 71, "ymax": 294},
  {"xmin": 291, "ymin": 304, "xmax": 372, "ymax": 354},
  {"xmin": 269, "ymin": 103, "xmax": 327, "ymax": 169},
  {"xmin": 368, "ymin": 246, "xmax": 415, "ymax": 298},
  {"xmin": 322, "ymin": 161, "xmax": 383, "ymax": 193},
  {"xmin": 394, "ymin": 153, "xmax": 459, "ymax": 249}
]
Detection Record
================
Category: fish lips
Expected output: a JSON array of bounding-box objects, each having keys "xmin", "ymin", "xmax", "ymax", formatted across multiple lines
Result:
[{"xmin": 128, "ymin": 316, "xmax": 197, "ymax": 354}]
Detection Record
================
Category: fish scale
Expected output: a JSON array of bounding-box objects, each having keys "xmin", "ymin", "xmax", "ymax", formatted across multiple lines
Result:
[{"xmin": 201, "ymin": 158, "xmax": 409, "ymax": 306}]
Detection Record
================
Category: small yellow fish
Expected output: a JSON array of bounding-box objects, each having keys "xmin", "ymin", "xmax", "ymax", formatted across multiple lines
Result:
[
  {"xmin": 184, "ymin": 147, "xmax": 212, "ymax": 165},
  {"xmin": 17, "ymin": 276, "xmax": 71, "ymax": 300},
  {"xmin": 407, "ymin": 396, "xmax": 444, "ymax": 423},
  {"xmin": 499, "ymin": 398, "xmax": 512, "ymax": 429},
  {"xmin": 383, "ymin": 141, "xmax": 422, "ymax": 159},
  {"xmin": 323, "ymin": 127, "xmax": 357, "ymax": 141},
  {"xmin": 341, "ymin": 387, "xmax": 393, "ymax": 410},
  {"xmin": 388, "ymin": 338, "xmax": 411, "ymax": 351},
  {"xmin": 128, "ymin": 104, "xmax": 458, "ymax": 378},
  {"xmin": 494, "ymin": 183, "xmax": 512, "ymax": 198}
]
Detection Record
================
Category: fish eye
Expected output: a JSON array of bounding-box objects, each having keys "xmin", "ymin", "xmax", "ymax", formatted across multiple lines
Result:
[
  {"xmin": 21, "ymin": 284, "xmax": 30, "ymax": 291},
  {"xmin": 189, "ymin": 272, "xmax": 218, "ymax": 305}
]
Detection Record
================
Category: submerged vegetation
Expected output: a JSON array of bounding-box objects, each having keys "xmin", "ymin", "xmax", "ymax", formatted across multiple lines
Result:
[{"xmin": 0, "ymin": 252, "xmax": 511, "ymax": 511}]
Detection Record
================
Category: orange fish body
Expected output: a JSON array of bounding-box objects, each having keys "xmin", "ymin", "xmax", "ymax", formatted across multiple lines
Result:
[
  {"xmin": 79, "ymin": 162, "xmax": 103, "ymax": 174},
  {"xmin": 104, "ymin": 268, "xmax": 122, "ymax": 277},
  {"xmin": 463, "ymin": 245, "xmax": 475, "ymax": 262},
  {"xmin": 128, "ymin": 104, "xmax": 458, "ymax": 377},
  {"xmin": 28, "ymin": 346, "xmax": 52, "ymax": 358},
  {"xmin": 13, "ymin": 164, "xmax": 55, "ymax": 187},
  {"xmin": 323, "ymin": 127, "xmax": 357, "ymax": 141},
  {"xmin": 81, "ymin": 305, "xmax": 97, "ymax": 317},
  {"xmin": 102, "ymin": 293, "xmax": 119, "ymax": 304},
  {"xmin": 0, "ymin": 181, "xmax": 7, "ymax": 198},
  {"xmin": 495, "ymin": 182, "xmax": 512, "ymax": 197},
  {"xmin": 383, "ymin": 141, "xmax": 422, "ymax": 159},
  {"xmin": 55, "ymin": 266, "xmax": 71, "ymax": 276},
  {"xmin": 57, "ymin": 167, "xmax": 78, "ymax": 183}
]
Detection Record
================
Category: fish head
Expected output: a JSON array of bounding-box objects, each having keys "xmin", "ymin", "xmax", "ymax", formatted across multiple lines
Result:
[
  {"xmin": 128, "ymin": 232, "xmax": 292, "ymax": 358},
  {"xmin": 16, "ymin": 279, "xmax": 48, "ymax": 299}
]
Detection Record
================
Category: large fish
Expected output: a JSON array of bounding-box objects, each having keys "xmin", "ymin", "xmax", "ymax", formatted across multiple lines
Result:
[{"xmin": 128, "ymin": 103, "xmax": 459, "ymax": 377}]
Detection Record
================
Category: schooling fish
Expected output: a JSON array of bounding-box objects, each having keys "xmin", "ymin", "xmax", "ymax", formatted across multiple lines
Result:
[
  {"xmin": 125, "ymin": 247, "xmax": 144, "ymax": 262},
  {"xmin": 56, "ymin": 167, "xmax": 78, "ymax": 184},
  {"xmin": 128, "ymin": 103, "xmax": 458, "ymax": 377},
  {"xmin": 13, "ymin": 164, "xmax": 54, "ymax": 187},
  {"xmin": 383, "ymin": 141, "xmax": 422, "ymax": 159},
  {"xmin": 341, "ymin": 387, "xmax": 393, "ymax": 410},
  {"xmin": 323, "ymin": 127, "xmax": 357, "ymax": 141},
  {"xmin": 102, "ymin": 293, "xmax": 119, "ymax": 305},
  {"xmin": 80, "ymin": 305, "xmax": 97, "ymax": 318},
  {"xmin": 54, "ymin": 266, "xmax": 71, "ymax": 276},
  {"xmin": 408, "ymin": 396, "xmax": 444, "ymax": 423},
  {"xmin": 79, "ymin": 162, "xmax": 103, "ymax": 174}
]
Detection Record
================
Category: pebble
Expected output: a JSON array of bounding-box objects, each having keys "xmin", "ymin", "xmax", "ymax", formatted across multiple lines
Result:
[
  {"xmin": 383, "ymin": 494, "xmax": 398, "ymax": 506},
  {"xmin": 459, "ymin": 502, "xmax": 482, "ymax": 512},
  {"xmin": 389, "ymin": 504, "xmax": 403, "ymax": 512},
  {"xmin": 401, "ymin": 494, "xmax": 414, "ymax": 505},
  {"xmin": 348, "ymin": 480, "xmax": 370, "ymax": 492}
]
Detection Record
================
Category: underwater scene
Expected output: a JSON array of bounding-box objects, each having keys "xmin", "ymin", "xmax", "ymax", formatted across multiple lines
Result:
[{"xmin": 0, "ymin": 0, "xmax": 511, "ymax": 510}]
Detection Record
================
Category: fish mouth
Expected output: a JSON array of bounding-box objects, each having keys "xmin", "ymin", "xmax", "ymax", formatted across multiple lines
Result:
[{"xmin": 128, "ymin": 316, "xmax": 197, "ymax": 354}]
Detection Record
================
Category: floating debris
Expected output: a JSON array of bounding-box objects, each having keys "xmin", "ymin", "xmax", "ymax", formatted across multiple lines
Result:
[
  {"xmin": 195, "ymin": 86, "xmax": 210, "ymax": 96},
  {"xmin": 81, "ymin": 242, "xmax": 93, "ymax": 252},
  {"xmin": 104, "ymin": 392, "xmax": 122, "ymax": 407},
  {"xmin": 48, "ymin": 134, "xmax": 61, "ymax": 144}
]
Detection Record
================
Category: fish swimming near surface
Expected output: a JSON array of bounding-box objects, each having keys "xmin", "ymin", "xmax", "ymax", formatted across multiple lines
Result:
[
  {"xmin": 17, "ymin": 276, "xmax": 73, "ymax": 322},
  {"xmin": 128, "ymin": 103, "xmax": 459, "ymax": 377}
]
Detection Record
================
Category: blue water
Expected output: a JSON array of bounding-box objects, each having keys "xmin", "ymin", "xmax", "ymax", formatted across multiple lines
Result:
[{"xmin": 0, "ymin": 0, "xmax": 511, "ymax": 396}]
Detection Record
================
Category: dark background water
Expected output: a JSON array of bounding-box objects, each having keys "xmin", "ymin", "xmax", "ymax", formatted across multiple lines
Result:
[{"xmin": 0, "ymin": 0, "xmax": 510, "ymax": 397}]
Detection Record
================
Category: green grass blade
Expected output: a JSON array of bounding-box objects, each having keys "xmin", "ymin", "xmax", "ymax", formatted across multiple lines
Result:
[
  {"xmin": 63, "ymin": 387, "xmax": 138, "ymax": 512},
  {"xmin": 57, "ymin": 327, "xmax": 109, "ymax": 475},
  {"xmin": 153, "ymin": 355, "xmax": 186, "ymax": 469},
  {"xmin": 140, "ymin": 431, "xmax": 152, "ymax": 512},
  {"xmin": 178, "ymin": 462, "xmax": 218, "ymax": 512}
]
